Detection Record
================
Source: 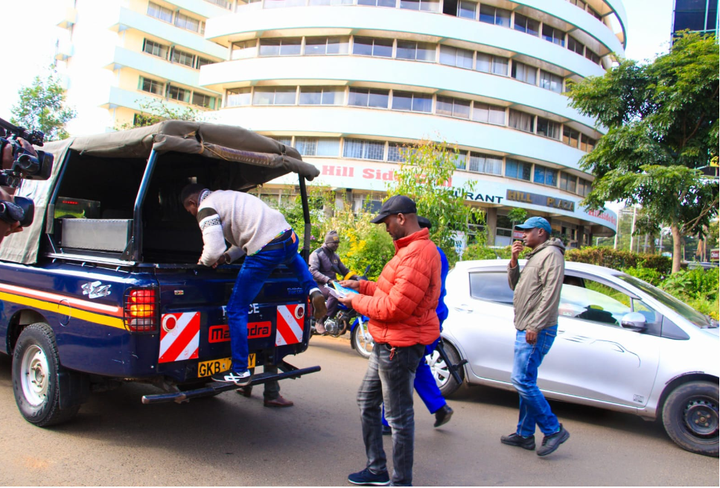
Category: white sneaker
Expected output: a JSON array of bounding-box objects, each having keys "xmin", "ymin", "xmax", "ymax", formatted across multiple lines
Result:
[{"xmin": 212, "ymin": 370, "xmax": 251, "ymax": 386}]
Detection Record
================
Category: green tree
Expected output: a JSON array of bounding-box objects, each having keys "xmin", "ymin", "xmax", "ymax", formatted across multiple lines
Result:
[
  {"xmin": 116, "ymin": 98, "xmax": 202, "ymax": 130},
  {"xmin": 11, "ymin": 70, "xmax": 76, "ymax": 141},
  {"xmin": 567, "ymin": 32, "xmax": 719, "ymax": 273},
  {"xmin": 388, "ymin": 140, "xmax": 485, "ymax": 265}
]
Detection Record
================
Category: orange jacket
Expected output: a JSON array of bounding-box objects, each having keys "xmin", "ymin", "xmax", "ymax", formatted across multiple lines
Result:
[{"xmin": 351, "ymin": 228, "xmax": 441, "ymax": 347}]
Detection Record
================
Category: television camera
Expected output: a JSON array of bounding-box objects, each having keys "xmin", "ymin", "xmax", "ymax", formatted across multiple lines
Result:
[{"xmin": 0, "ymin": 117, "xmax": 54, "ymax": 228}]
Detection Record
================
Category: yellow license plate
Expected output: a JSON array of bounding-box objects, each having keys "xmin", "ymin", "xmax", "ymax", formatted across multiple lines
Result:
[{"xmin": 197, "ymin": 354, "xmax": 255, "ymax": 378}]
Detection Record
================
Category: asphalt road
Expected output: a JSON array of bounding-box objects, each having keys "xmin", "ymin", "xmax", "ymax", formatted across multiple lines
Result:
[{"xmin": 0, "ymin": 335, "xmax": 717, "ymax": 486}]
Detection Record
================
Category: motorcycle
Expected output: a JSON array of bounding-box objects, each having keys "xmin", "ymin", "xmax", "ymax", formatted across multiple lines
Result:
[{"xmin": 311, "ymin": 266, "xmax": 375, "ymax": 359}]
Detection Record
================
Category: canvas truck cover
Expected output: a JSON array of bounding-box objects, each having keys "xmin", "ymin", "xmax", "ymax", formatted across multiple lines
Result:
[{"xmin": 0, "ymin": 121, "xmax": 319, "ymax": 264}]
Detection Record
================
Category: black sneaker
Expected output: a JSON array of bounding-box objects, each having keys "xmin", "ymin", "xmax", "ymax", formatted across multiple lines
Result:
[
  {"xmin": 434, "ymin": 404, "xmax": 454, "ymax": 428},
  {"xmin": 500, "ymin": 432, "xmax": 536, "ymax": 450},
  {"xmin": 348, "ymin": 468, "xmax": 390, "ymax": 486},
  {"xmin": 537, "ymin": 424, "xmax": 570, "ymax": 457},
  {"xmin": 211, "ymin": 370, "xmax": 251, "ymax": 386},
  {"xmin": 310, "ymin": 289, "xmax": 328, "ymax": 321}
]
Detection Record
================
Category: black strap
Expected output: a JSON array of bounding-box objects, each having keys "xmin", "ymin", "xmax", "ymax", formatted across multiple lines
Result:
[{"xmin": 320, "ymin": 246, "xmax": 342, "ymax": 277}]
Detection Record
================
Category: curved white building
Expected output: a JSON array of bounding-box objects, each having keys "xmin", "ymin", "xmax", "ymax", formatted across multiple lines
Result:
[{"xmin": 58, "ymin": 0, "xmax": 624, "ymax": 246}]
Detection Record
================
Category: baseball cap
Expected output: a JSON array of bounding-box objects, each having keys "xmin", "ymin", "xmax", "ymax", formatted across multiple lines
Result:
[
  {"xmin": 417, "ymin": 216, "xmax": 432, "ymax": 229},
  {"xmin": 514, "ymin": 216, "xmax": 551, "ymax": 234},
  {"xmin": 370, "ymin": 195, "xmax": 417, "ymax": 224}
]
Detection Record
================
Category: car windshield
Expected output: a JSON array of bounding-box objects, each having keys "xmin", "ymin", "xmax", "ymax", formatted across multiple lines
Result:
[{"xmin": 617, "ymin": 275, "xmax": 717, "ymax": 329}]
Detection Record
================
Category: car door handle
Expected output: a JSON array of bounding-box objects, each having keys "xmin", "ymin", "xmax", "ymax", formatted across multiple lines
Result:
[{"xmin": 455, "ymin": 304, "xmax": 474, "ymax": 313}]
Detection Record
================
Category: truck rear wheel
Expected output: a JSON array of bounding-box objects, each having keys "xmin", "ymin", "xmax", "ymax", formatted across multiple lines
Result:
[{"xmin": 12, "ymin": 323, "xmax": 80, "ymax": 427}]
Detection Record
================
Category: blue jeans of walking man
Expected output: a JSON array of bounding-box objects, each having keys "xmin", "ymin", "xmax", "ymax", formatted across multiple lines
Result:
[
  {"xmin": 226, "ymin": 232, "xmax": 317, "ymax": 374},
  {"xmin": 511, "ymin": 325, "xmax": 560, "ymax": 437},
  {"xmin": 358, "ymin": 343, "xmax": 425, "ymax": 486}
]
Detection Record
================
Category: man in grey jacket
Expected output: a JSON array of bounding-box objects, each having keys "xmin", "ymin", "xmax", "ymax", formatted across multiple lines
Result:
[
  {"xmin": 503, "ymin": 216, "xmax": 569, "ymax": 457},
  {"xmin": 308, "ymin": 230, "xmax": 356, "ymax": 334}
]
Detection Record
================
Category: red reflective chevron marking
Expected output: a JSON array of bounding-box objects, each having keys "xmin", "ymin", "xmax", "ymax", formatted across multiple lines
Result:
[
  {"xmin": 159, "ymin": 312, "xmax": 200, "ymax": 363},
  {"xmin": 276, "ymin": 304, "xmax": 304, "ymax": 346}
]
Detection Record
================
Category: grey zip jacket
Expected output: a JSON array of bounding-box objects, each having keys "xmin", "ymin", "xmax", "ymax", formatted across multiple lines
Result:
[{"xmin": 507, "ymin": 238, "xmax": 566, "ymax": 332}]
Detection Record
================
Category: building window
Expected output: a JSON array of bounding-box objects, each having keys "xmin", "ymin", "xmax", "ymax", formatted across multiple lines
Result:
[
  {"xmin": 296, "ymin": 138, "xmax": 340, "ymax": 156},
  {"xmin": 454, "ymin": 152, "xmax": 467, "ymax": 169},
  {"xmin": 439, "ymin": 46, "xmax": 473, "ymax": 69},
  {"xmin": 399, "ymin": 0, "xmax": 440, "ymax": 12},
  {"xmin": 458, "ymin": 0, "xmax": 477, "ymax": 19},
  {"xmin": 436, "ymin": 96, "xmax": 470, "ymax": 119},
  {"xmin": 577, "ymin": 178, "xmax": 591, "ymax": 196},
  {"xmin": 205, "ymin": 0, "xmax": 233, "ymax": 8},
  {"xmin": 563, "ymin": 127, "xmax": 580, "ymax": 148},
  {"xmin": 196, "ymin": 56, "xmax": 213, "ymax": 69},
  {"xmin": 479, "ymin": 5, "xmax": 511, "ymax": 27},
  {"xmin": 540, "ymin": 71, "xmax": 563, "ymax": 93},
  {"xmin": 348, "ymin": 88, "xmax": 389, "ymax": 108},
  {"xmin": 226, "ymin": 88, "xmax": 251, "ymax": 107},
  {"xmin": 269, "ymin": 136, "xmax": 293, "ymax": 146},
  {"xmin": 171, "ymin": 48, "xmax": 195, "ymax": 68},
  {"xmin": 396, "ymin": 41, "xmax": 436, "ymax": 62},
  {"xmin": 536, "ymin": 117, "xmax": 561, "ymax": 139},
  {"xmin": 143, "ymin": 39, "xmax": 169, "ymax": 59},
  {"xmin": 509, "ymin": 110, "xmax": 534, "ymax": 133},
  {"xmin": 476, "ymin": 53, "xmax": 508, "ymax": 76},
  {"xmin": 568, "ymin": 36, "xmax": 585, "ymax": 55},
  {"xmin": 542, "ymin": 25, "xmax": 565, "ymax": 47},
  {"xmin": 588, "ymin": 6, "xmax": 602, "ymax": 21},
  {"xmin": 511, "ymin": 61, "xmax": 537, "ymax": 85},
  {"xmin": 560, "ymin": 172, "xmax": 577, "ymax": 193},
  {"xmin": 304, "ymin": 36, "xmax": 350, "ymax": 55},
  {"xmin": 580, "ymin": 135, "xmax": 597, "ymax": 153},
  {"xmin": 388, "ymin": 143, "xmax": 406, "ymax": 162},
  {"xmin": 252, "ymin": 87, "xmax": 297, "ymax": 105},
  {"xmin": 468, "ymin": 152, "xmax": 503, "ymax": 175},
  {"xmin": 259, "ymin": 38, "xmax": 302, "ymax": 56},
  {"xmin": 175, "ymin": 12, "xmax": 204, "ymax": 34},
  {"xmin": 231, "ymin": 40, "xmax": 257, "ymax": 60},
  {"xmin": 534, "ymin": 166, "xmax": 558, "ymax": 186},
  {"xmin": 353, "ymin": 37, "xmax": 393, "ymax": 57},
  {"xmin": 299, "ymin": 87, "xmax": 344, "ymax": 105},
  {"xmin": 358, "ymin": 0, "xmax": 397, "ymax": 6},
  {"xmin": 567, "ymin": 0, "xmax": 587, "ymax": 9},
  {"xmin": 192, "ymin": 92, "xmax": 217, "ymax": 109},
  {"xmin": 147, "ymin": 2, "xmax": 173, "ymax": 23},
  {"xmin": 513, "ymin": 13, "xmax": 539, "ymax": 36},
  {"xmin": 506, "ymin": 159, "xmax": 532, "ymax": 181},
  {"xmin": 392, "ymin": 91, "xmax": 432, "ymax": 113},
  {"xmin": 585, "ymin": 48, "xmax": 601, "ymax": 65},
  {"xmin": 168, "ymin": 85, "xmax": 191, "ymax": 103},
  {"xmin": 140, "ymin": 77, "xmax": 165, "ymax": 96},
  {"xmin": 472, "ymin": 102, "xmax": 505, "ymax": 125},
  {"xmin": 343, "ymin": 139, "xmax": 385, "ymax": 160}
]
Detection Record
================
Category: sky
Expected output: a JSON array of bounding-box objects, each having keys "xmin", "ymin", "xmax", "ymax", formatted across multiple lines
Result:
[{"xmin": 0, "ymin": 0, "xmax": 676, "ymax": 119}]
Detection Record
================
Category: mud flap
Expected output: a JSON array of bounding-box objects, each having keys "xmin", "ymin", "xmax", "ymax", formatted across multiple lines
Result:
[
  {"xmin": 58, "ymin": 370, "xmax": 90, "ymax": 410},
  {"xmin": 141, "ymin": 361, "xmax": 321, "ymax": 405}
]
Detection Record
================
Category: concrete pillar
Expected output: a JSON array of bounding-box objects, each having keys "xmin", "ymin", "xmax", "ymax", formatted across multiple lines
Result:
[{"xmin": 485, "ymin": 207, "xmax": 498, "ymax": 246}]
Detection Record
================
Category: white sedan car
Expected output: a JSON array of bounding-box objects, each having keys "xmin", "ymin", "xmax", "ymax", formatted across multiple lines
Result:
[{"xmin": 429, "ymin": 260, "xmax": 718, "ymax": 457}]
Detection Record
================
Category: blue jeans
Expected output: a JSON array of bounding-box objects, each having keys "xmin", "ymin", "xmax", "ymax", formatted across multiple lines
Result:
[
  {"xmin": 226, "ymin": 232, "xmax": 317, "ymax": 374},
  {"xmin": 511, "ymin": 325, "xmax": 560, "ymax": 438},
  {"xmin": 358, "ymin": 343, "xmax": 425, "ymax": 486}
]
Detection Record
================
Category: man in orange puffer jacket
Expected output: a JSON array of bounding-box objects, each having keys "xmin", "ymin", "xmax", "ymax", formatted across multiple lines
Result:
[{"xmin": 338, "ymin": 195, "xmax": 441, "ymax": 487}]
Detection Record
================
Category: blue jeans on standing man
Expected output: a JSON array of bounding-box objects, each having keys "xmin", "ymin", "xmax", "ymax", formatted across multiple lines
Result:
[
  {"xmin": 511, "ymin": 325, "xmax": 561, "ymax": 438},
  {"xmin": 358, "ymin": 343, "xmax": 425, "ymax": 486},
  {"xmin": 226, "ymin": 231, "xmax": 317, "ymax": 374}
]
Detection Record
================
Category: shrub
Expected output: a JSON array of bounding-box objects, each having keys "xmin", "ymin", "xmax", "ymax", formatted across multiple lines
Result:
[
  {"xmin": 566, "ymin": 246, "xmax": 672, "ymax": 277},
  {"xmin": 460, "ymin": 244, "xmax": 529, "ymax": 261}
]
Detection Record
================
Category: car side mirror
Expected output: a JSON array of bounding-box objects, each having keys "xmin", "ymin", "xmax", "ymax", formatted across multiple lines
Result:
[{"xmin": 621, "ymin": 312, "xmax": 647, "ymax": 332}]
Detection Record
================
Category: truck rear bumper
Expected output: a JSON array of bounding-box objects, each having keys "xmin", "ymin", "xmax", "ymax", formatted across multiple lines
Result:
[{"xmin": 141, "ymin": 361, "xmax": 320, "ymax": 405}]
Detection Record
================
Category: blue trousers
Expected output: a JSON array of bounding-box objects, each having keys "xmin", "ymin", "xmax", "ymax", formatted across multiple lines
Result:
[
  {"xmin": 226, "ymin": 232, "xmax": 317, "ymax": 374},
  {"xmin": 511, "ymin": 326, "xmax": 561, "ymax": 437}
]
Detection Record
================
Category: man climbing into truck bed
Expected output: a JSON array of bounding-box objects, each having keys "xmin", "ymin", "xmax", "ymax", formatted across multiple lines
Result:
[{"xmin": 181, "ymin": 184, "xmax": 327, "ymax": 387}]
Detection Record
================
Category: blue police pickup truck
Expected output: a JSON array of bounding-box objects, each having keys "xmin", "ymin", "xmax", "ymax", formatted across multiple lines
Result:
[{"xmin": 0, "ymin": 121, "xmax": 321, "ymax": 426}]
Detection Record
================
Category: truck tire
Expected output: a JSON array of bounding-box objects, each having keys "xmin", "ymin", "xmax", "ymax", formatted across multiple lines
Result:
[
  {"xmin": 12, "ymin": 323, "xmax": 81, "ymax": 427},
  {"xmin": 661, "ymin": 381, "xmax": 718, "ymax": 457}
]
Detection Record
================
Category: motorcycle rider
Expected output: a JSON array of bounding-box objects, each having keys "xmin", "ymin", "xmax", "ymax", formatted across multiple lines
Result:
[{"xmin": 308, "ymin": 230, "xmax": 357, "ymax": 334}]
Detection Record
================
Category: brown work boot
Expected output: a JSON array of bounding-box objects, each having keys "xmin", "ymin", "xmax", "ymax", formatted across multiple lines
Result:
[
  {"xmin": 264, "ymin": 395, "xmax": 294, "ymax": 408},
  {"xmin": 310, "ymin": 289, "xmax": 327, "ymax": 321}
]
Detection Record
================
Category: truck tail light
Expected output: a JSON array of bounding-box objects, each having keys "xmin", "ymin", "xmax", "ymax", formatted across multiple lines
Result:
[{"xmin": 124, "ymin": 288, "xmax": 158, "ymax": 333}]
